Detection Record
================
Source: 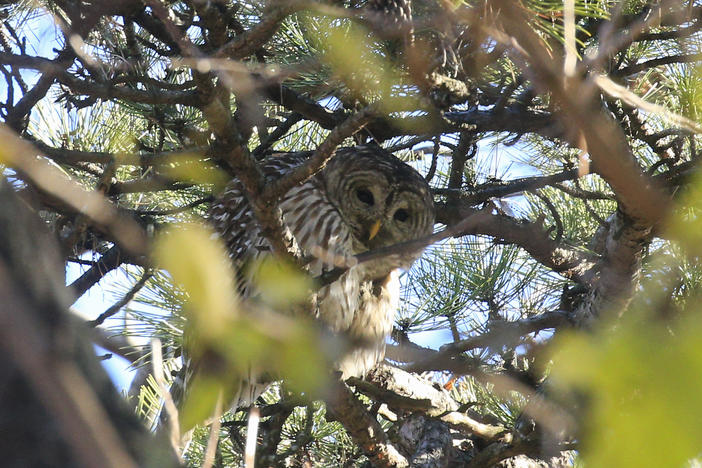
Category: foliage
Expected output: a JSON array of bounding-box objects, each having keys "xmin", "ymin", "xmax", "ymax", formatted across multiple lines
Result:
[{"xmin": 3, "ymin": 0, "xmax": 702, "ymax": 467}]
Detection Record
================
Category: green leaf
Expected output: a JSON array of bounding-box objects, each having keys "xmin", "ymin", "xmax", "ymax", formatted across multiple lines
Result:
[{"xmin": 551, "ymin": 312, "xmax": 702, "ymax": 468}]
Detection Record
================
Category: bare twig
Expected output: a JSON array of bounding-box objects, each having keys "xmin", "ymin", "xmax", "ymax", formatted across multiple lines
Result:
[
  {"xmin": 203, "ymin": 391, "xmax": 224, "ymax": 468},
  {"xmin": 244, "ymin": 407, "xmax": 261, "ymax": 468},
  {"xmin": 152, "ymin": 338, "xmax": 181, "ymax": 458},
  {"xmin": 136, "ymin": 197, "xmax": 214, "ymax": 216},
  {"xmin": 89, "ymin": 271, "xmax": 152, "ymax": 326}
]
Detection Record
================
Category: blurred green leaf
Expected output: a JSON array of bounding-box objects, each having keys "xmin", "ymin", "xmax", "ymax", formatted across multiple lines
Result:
[
  {"xmin": 667, "ymin": 171, "xmax": 702, "ymax": 256},
  {"xmin": 153, "ymin": 222, "xmax": 239, "ymax": 339},
  {"xmin": 307, "ymin": 15, "xmax": 421, "ymax": 117},
  {"xmin": 552, "ymin": 311, "xmax": 702, "ymax": 468},
  {"xmin": 247, "ymin": 256, "xmax": 315, "ymax": 308},
  {"xmin": 154, "ymin": 223, "xmax": 327, "ymax": 429}
]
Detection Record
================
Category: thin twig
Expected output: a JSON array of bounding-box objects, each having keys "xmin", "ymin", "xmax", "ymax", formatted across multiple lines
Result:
[
  {"xmin": 425, "ymin": 136, "xmax": 440, "ymax": 183},
  {"xmin": 244, "ymin": 407, "xmax": 261, "ymax": 468},
  {"xmin": 136, "ymin": 197, "xmax": 214, "ymax": 216},
  {"xmin": 203, "ymin": 391, "xmax": 224, "ymax": 468},
  {"xmin": 152, "ymin": 338, "xmax": 181, "ymax": 458},
  {"xmin": 535, "ymin": 190, "xmax": 564, "ymax": 243},
  {"xmin": 433, "ymin": 168, "xmax": 580, "ymax": 204},
  {"xmin": 89, "ymin": 272, "xmax": 152, "ymax": 326}
]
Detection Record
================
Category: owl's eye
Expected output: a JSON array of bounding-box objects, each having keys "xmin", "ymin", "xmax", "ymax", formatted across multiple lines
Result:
[
  {"xmin": 393, "ymin": 208, "xmax": 410, "ymax": 222},
  {"xmin": 356, "ymin": 188, "xmax": 374, "ymax": 206}
]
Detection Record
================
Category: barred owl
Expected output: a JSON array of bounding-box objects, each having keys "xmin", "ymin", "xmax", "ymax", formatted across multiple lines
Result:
[{"xmin": 207, "ymin": 145, "xmax": 434, "ymax": 405}]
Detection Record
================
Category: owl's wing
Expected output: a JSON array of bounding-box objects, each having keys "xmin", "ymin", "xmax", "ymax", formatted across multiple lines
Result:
[
  {"xmin": 210, "ymin": 152, "xmax": 305, "ymax": 294},
  {"xmin": 208, "ymin": 151, "xmax": 355, "ymax": 300}
]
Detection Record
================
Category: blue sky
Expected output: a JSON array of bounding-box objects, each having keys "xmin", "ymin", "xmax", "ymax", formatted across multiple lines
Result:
[{"xmin": 67, "ymin": 262, "xmax": 138, "ymax": 392}]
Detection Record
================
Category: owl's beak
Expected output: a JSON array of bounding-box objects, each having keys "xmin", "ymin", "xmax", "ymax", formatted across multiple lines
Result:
[{"xmin": 368, "ymin": 219, "xmax": 382, "ymax": 241}]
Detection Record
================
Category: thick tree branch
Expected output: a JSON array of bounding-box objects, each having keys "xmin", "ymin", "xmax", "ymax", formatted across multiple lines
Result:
[
  {"xmin": 571, "ymin": 211, "xmax": 653, "ymax": 326},
  {"xmin": 326, "ymin": 381, "xmax": 409, "ymax": 468},
  {"xmin": 350, "ymin": 365, "xmax": 507, "ymax": 441}
]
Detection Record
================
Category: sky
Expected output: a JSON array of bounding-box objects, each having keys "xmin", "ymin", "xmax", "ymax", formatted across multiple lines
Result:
[{"xmin": 67, "ymin": 262, "xmax": 138, "ymax": 392}]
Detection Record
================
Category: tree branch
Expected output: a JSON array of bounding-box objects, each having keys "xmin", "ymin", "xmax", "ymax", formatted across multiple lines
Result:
[
  {"xmin": 89, "ymin": 271, "xmax": 152, "ymax": 326},
  {"xmin": 326, "ymin": 380, "xmax": 409, "ymax": 468},
  {"xmin": 436, "ymin": 204, "xmax": 598, "ymax": 284},
  {"xmin": 350, "ymin": 365, "xmax": 507, "ymax": 441},
  {"xmin": 613, "ymin": 53, "xmax": 702, "ymax": 77},
  {"xmin": 492, "ymin": 1, "xmax": 669, "ymax": 226},
  {"xmin": 68, "ymin": 245, "xmax": 124, "ymax": 298},
  {"xmin": 434, "ymin": 169, "xmax": 581, "ymax": 205}
]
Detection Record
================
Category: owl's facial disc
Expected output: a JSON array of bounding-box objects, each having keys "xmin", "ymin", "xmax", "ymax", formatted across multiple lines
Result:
[{"xmin": 321, "ymin": 147, "xmax": 435, "ymax": 255}]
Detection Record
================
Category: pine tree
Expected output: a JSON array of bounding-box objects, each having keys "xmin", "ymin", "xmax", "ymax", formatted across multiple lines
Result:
[{"xmin": 2, "ymin": 1, "xmax": 702, "ymax": 467}]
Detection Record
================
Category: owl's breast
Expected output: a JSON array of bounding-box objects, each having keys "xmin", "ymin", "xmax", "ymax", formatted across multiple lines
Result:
[
  {"xmin": 350, "ymin": 270, "xmax": 399, "ymax": 340},
  {"xmin": 336, "ymin": 270, "xmax": 400, "ymax": 378},
  {"xmin": 278, "ymin": 182, "xmax": 400, "ymax": 378}
]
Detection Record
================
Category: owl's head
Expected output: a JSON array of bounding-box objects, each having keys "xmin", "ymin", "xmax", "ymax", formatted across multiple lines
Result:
[{"xmin": 322, "ymin": 146, "xmax": 435, "ymax": 262}]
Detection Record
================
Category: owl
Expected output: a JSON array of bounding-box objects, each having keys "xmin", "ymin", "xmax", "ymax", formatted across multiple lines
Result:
[
  {"xmin": 366, "ymin": 0, "xmax": 412, "ymax": 26},
  {"xmin": 206, "ymin": 145, "xmax": 435, "ymax": 405}
]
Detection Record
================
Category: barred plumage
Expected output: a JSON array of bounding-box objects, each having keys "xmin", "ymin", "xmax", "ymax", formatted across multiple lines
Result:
[
  {"xmin": 366, "ymin": 0, "xmax": 412, "ymax": 25},
  {"xmin": 197, "ymin": 145, "xmax": 434, "ymax": 407}
]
